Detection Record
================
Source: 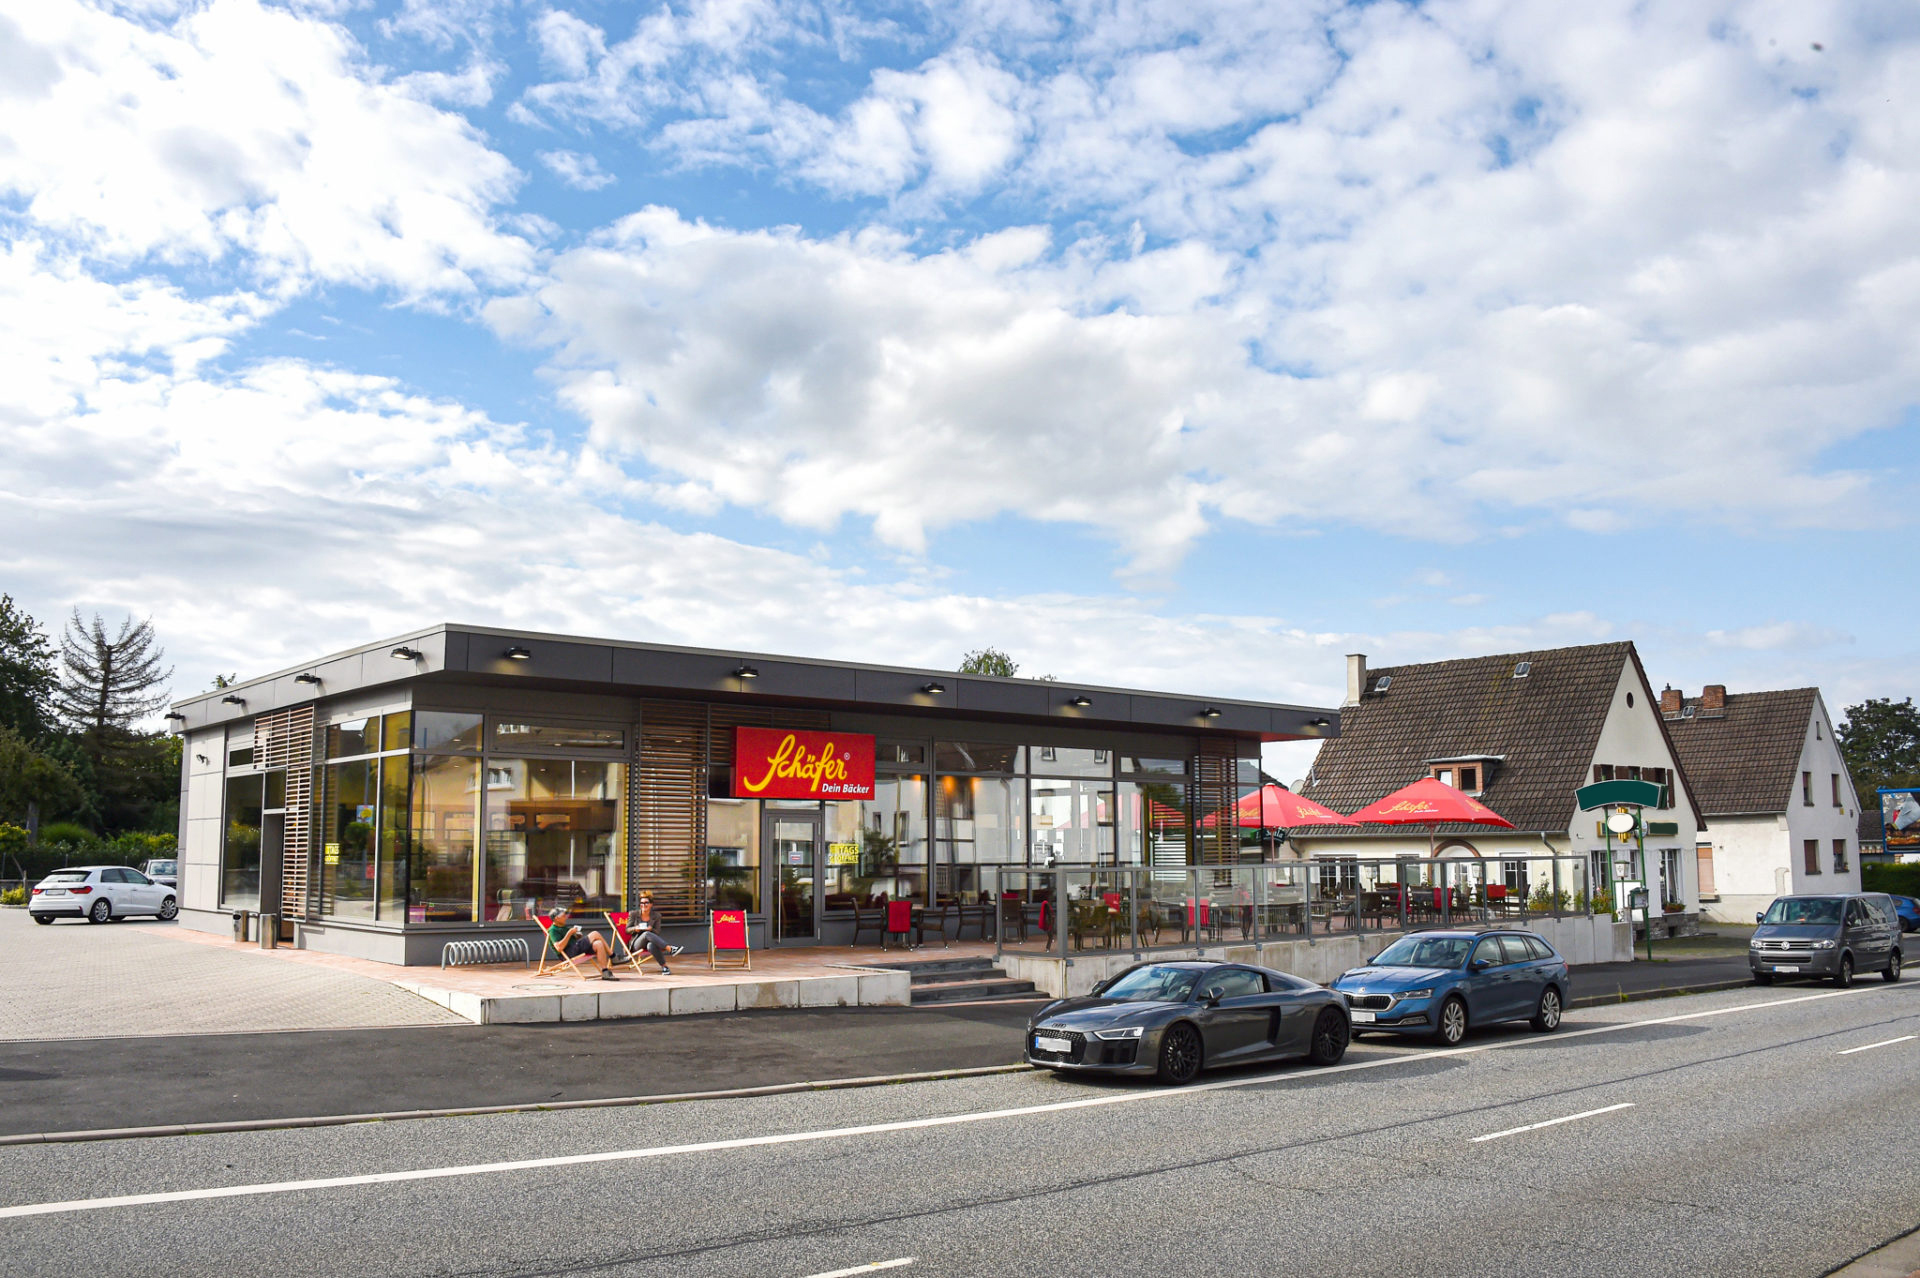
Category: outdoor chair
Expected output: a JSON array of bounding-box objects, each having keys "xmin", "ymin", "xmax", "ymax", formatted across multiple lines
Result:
[
  {"xmin": 533, "ymin": 913, "xmax": 595, "ymax": 979},
  {"xmin": 1068, "ymin": 899, "xmax": 1105, "ymax": 951},
  {"xmin": 917, "ymin": 900, "xmax": 952, "ymax": 948},
  {"xmin": 606, "ymin": 912, "xmax": 660, "ymax": 976},
  {"xmin": 954, "ymin": 894, "xmax": 991, "ymax": 941},
  {"xmin": 850, "ymin": 899, "xmax": 885, "ymax": 948},
  {"xmin": 999, "ymin": 895, "xmax": 1028, "ymax": 944},
  {"xmin": 882, "ymin": 899, "xmax": 916, "ymax": 950}
]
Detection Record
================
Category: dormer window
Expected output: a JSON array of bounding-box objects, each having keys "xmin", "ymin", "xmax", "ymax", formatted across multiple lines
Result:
[{"xmin": 1433, "ymin": 764, "xmax": 1480, "ymax": 793}]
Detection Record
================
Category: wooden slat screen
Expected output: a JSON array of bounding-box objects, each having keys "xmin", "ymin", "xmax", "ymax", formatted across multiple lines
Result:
[
  {"xmin": 255, "ymin": 706, "xmax": 316, "ymax": 917},
  {"xmin": 1192, "ymin": 742, "xmax": 1239, "ymax": 865},
  {"xmin": 633, "ymin": 701, "xmax": 708, "ymax": 923}
]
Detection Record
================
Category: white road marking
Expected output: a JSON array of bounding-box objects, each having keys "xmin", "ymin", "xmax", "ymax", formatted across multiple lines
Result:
[
  {"xmin": 1837, "ymin": 1034, "xmax": 1916, "ymax": 1055},
  {"xmin": 1471, "ymin": 1102, "xmax": 1634, "ymax": 1143},
  {"xmin": 2, "ymin": 982, "xmax": 1910, "ymax": 1221},
  {"xmin": 796, "ymin": 1260, "xmax": 914, "ymax": 1278}
]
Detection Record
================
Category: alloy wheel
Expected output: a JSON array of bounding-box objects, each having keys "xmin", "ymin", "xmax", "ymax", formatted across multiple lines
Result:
[
  {"xmin": 1885, "ymin": 952, "xmax": 1902, "ymax": 983},
  {"xmin": 88, "ymin": 898, "xmax": 111, "ymax": 924},
  {"xmin": 1438, "ymin": 998, "xmax": 1467, "ymax": 1045},
  {"xmin": 1836, "ymin": 955, "xmax": 1854, "ymax": 988},
  {"xmin": 1158, "ymin": 1023, "xmax": 1202, "ymax": 1085},
  {"xmin": 1532, "ymin": 988, "xmax": 1562, "ymax": 1032},
  {"xmin": 159, "ymin": 897, "xmax": 178, "ymax": 921},
  {"xmin": 1309, "ymin": 1008, "xmax": 1350, "ymax": 1066}
]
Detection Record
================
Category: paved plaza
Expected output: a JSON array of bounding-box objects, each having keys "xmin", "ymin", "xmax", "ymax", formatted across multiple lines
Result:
[{"xmin": 0, "ymin": 908, "xmax": 467, "ymax": 1041}]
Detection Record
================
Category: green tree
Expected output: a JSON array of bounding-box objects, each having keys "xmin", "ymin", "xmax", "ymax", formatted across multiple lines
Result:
[
  {"xmin": 1838, "ymin": 697, "xmax": 1920, "ymax": 804},
  {"xmin": 0, "ymin": 726, "xmax": 86, "ymax": 827},
  {"xmin": 959, "ymin": 648, "xmax": 1020, "ymax": 677},
  {"xmin": 0, "ymin": 595, "xmax": 57, "ymax": 740}
]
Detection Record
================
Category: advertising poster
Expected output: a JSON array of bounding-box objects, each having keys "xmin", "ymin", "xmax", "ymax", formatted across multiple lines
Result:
[{"xmin": 1884, "ymin": 789, "xmax": 1920, "ymax": 852}]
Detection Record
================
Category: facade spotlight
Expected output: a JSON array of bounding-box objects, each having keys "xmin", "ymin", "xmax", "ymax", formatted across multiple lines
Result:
[
  {"xmin": 1306, "ymin": 716, "xmax": 1331, "ymax": 728},
  {"xmin": 921, "ymin": 681, "xmax": 946, "ymax": 695},
  {"xmin": 1067, "ymin": 695, "xmax": 1092, "ymax": 708},
  {"xmin": 503, "ymin": 646, "xmax": 532, "ymax": 661},
  {"xmin": 391, "ymin": 646, "xmax": 421, "ymax": 661},
  {"xmin": 1200, "ymin": 706, "xmax": 1222, "ymax": 718},
  {"xmin": 221, "ymin": 694, "xmax": 245, "ymax": 706},
  {"xmin": 734, "ymin": 665, "xmax": 760, "ymax": 680},
  {"xmin": 294, "ymin": 673, "xmax": 322, "ymax": 685},
  {"xmin": 164, "ymin": 711, "xmax": 187, "ymax": 722}
]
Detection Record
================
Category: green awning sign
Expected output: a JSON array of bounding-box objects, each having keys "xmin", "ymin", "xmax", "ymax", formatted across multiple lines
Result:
[{"xmin": 1576, "ymin": 779, "xmax": 1664, "ymax": 811}]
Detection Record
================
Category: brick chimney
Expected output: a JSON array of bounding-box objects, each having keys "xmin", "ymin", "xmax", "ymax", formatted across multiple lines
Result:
[
  {"xmin": 1700, "ymin": 684, "xmax": 1726, "ymax": 711},
  {"xmin": 1345, "ymin": 654, "xmax": 1367, "ymax": 707},
  {"xmin": 1659, "ymin": 686, "xmax": 1682, "ymax": 716}
]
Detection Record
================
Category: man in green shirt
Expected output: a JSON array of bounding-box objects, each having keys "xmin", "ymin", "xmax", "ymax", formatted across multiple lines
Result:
[{"xmin": 547, "ymin": 907, "xmax": 618, "ymax": 981}]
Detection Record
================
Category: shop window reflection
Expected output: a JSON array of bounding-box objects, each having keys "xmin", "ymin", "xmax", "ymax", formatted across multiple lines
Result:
[
  {"xmin": 705, "ymin": 797, "xmax": 760, "ymax": 913},
  {"xmin": 410, "ymin": 754, "xmax": 478, "ymax": 923},
  {"xmin": 221, "ymin": 773, "xmax": 264, "ymax": 910},
  {"xmin": 483, "ymin": 758, "xmax": 626, "ymax": 920},
  {"xmin": 936, "ymin": 776, "xmax": 1025, "ymax": 902}
]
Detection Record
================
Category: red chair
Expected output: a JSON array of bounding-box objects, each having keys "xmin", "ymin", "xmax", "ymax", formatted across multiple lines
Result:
[
  {"xmin": 1102, "ymin": 892, "xmax": 1123, "ymax": 913},
  {"xmin": 883, "ymin": 899, "xmax": 916, "ymax": 950},
  {"xmin": 606, "ymin": 912, "xmax": 658, "ymax": 975},
  {"xmin": 533, "ymin": 913, "xmax": 592, "ymax": 979}
]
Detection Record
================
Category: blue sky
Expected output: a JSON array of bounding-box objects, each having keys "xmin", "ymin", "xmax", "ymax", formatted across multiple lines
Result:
[{"xmin": 1, "ymin": 0, "xmax": 1915, "ymax": 779}]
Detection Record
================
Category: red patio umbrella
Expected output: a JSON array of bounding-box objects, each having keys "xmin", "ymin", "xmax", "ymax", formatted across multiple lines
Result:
[
  {"xmin": 1198, "ymin": 783, "xmax": 1359, "ymax": 829},
  {"xmin": 1347, "ymin": 776, "xmax": 1514, "ymax": 858}
]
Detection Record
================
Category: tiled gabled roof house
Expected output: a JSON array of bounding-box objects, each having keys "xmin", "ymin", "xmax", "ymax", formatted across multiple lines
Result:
[
  {"xmin": 1290, "ymin": 642, "xmax": 1705, "ymax": 916},
  {"xmin": 1661, "ymin": 683, "xmax": 1862, "ymax": 922}
]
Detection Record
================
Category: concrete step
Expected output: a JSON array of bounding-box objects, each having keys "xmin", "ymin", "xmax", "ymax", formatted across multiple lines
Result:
[
  {"xmin": 870, "ymin": 957, "xmax": 1002, "ymax": 982},
  {"xmin": 909, "ymin": 977, "xmax": 1041, "ymax": 1005}
]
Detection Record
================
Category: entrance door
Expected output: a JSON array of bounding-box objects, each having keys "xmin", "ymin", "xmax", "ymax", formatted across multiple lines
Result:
[{"xmin": 765, "ymin": 810, "xmax": 823, "ymax": 944}]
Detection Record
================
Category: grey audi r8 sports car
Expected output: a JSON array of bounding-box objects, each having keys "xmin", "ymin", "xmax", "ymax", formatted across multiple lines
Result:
[{"xmin": 1025, "ymin": 960, "xmax": 1351, "ymax": 1085}]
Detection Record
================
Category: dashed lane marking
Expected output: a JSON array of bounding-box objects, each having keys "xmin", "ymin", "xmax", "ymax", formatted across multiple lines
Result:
[
  {"xmin": 1471, "ymin": 1101, "xmax": 1635, "ymax": 1143},
  {"xmin": 1837, "ymin": 1034, "xmax": 1916, "ymax": 1055},
  {"xmin": 796, "ymin": 1259, "xmax": 915, "ymax": 1278}
]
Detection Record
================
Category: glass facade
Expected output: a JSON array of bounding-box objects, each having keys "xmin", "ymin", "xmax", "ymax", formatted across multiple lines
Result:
[
  {"xmin": 1120, "ymin": 780, "xmax": 1189, "ymax": 870},
  {"xmin": 320, "ymin": 711, "xmax": 414, "ymax": 922},
  {"xmin": 1031, "ymin": 776, "xmax": 1115, "ymax": 865},
  {"xmin": 411, "ymin": 754, "xmax": 479, "ymax": 922},
  {"xmin": 222, "ymin": 772, "xmax": 264, "ymax": 909},
  {"xmin": 934, "ymin": 775, "xmax": 1025, "ymax": 899},
  {"xmin": 705, "ymin": 798, "xmax": 761, "ymax": 913},
  {"xmin": 483, "ymin": 758, "xmax": 626, "ymax": 918},
  {"xmin": 854, "ymin": 774, "xmax": 930, "ymax": 903}
]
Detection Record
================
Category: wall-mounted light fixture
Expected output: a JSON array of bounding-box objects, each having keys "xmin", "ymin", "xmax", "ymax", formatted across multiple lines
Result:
[
  {"xmin": 164, "ymin": 711, "xmax": 187, "ymax": 722},
  {"xmin": 221, "ymin": 694, "xmax": 245, "ymax": 706},
  {"xmin": 1067, "ymin": 695, "xmax": 1092, "ymax": 708},
  {"xmin": 1200, "ymin": 706, "xmax": 1222, "ymax": 718},
  {"xmin": 391, "ymin": 646, "xmax": 421, "ymax": 661},
  {"xmin": 294, "ymin": 673, "xmax": 322, "ymax": 685},
  {"xmin": 734, "ymin": 665, "xmax": 760, "ymax": 680},
  {"xmin": 1305, "ymin": 716, "xmax": 1331, "ymax": 728},
  {"xmin": 194, "ymin": 753, "xmax": 209, "ymax": 765},
  {"xmin": 921, "ymin": 681, "xmax": 946, "ymax": 695},
  {"xmin": 503, "ymin": 646, "xmax": 532, "ymax": 661}
]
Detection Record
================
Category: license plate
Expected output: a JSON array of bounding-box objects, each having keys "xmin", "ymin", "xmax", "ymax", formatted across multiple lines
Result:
[
  {"xmin": 1773, "ymin": 965, "xmax": 1800, "ymax": 973},
  {"xmin": 1034, "ymin": 1036, "xmax": 1072, "ymax": 1053},
  {"xmin": 44, "ymin": 889, "xmax": 64, "ymax": 895},
  {"xmin": 1350, "ymin": 1010, "xmax": 1376, "ymax": 1023}
]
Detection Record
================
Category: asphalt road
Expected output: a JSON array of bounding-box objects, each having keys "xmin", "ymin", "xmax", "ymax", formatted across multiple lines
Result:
[{"xmin": 4, "ymin": 979, "xmax": 1918, "ymax": 1277}]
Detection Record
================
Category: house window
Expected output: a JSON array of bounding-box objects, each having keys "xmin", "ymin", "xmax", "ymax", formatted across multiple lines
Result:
[
  {"xmin": 1831, "ymin": 774, "xmax": 1842, "ymax": 808},
  {"xmin": 1660, "ymin": 848, "xmax": 1683, "ymax": 907},
  {"xmin": 1802, "ymin": 772, "xmax": 1813, "ymax": 806},
  {"xmin": 1804, "ymin": 839, "xmax": 1821, "ymax": 875},
  {"xmin": 1647, "ymin": 766, "xmax": 1674, "ymax": 810},
  {"xmin": 1833, "ymin": 839, "xmax": 1848, "ymax": 873},
  {"xmin": 1316, "ymin": 859, "xmax": 1358, "ymax": 894}
]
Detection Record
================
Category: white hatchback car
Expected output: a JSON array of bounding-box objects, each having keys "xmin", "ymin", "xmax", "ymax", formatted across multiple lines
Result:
[{"xmin": 29, "ymin": 866, "xmax": 179, "ymax": 925}]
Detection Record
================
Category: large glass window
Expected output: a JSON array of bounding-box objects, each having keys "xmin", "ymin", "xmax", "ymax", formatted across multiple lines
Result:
[
  {"xmin": 853, "ymin": 775, "xmax": 929, "ymax": 902},
  {"xmin": 934, "ymin": 741, "xmax": 1022, "ymax": 773},
  {"xmin": 221, "ymin": 773, "xmax": 265, "ymax": 909},
  {"xmin": 411, "ymin": 754, "xmax": 479, "ymax": 922},
  {"xmin": 320, "ymin": 759, "xmax": 379, "ymax": 921},
  {"xmin": 379, "ymin": 750, "xmax": 409, "ymax": 918},
  {"xmin": 493, "ymin": 721, "xmax": 624, "ymax": 752},
  {"xmin": 413, "ymin": 711, "xmax": 483, "ymax": 753},
  {"xmin": 483, "ymin": 758, "xmax": 626, "ymax": 919},
  {"xmin": 935, "ymin": 776, "xmax": 1026, "ymax": 900},
  {"xmin": 706, "ymin": 798, "xmax": 761, "ymax": 913},
  {"xmin": 1031, "ymin": 778, "xmax": 1115, "ymax": 865},
  {"xmin": 1031, "ymin": 745, "xmax": 1112, "ymax": 778},
  {"xmin": 1120, "ymin": 780, "xmax": 1188, "ymax": 870},
  {"xmin": 327, "ymin": 717, "xmax": 381, "ymax": 759}
]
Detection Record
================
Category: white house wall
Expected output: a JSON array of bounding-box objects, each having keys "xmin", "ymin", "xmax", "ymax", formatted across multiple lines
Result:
[
  {"xmin": 1585, "ymin": 659, "xmax": 1702, "ymax": 910},
  {"xmin": 179, "ymin": 727, "xmax": 226, "ymax": 935}
]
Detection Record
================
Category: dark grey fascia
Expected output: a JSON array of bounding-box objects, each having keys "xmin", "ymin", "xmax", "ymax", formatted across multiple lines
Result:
[{"xmin": 168, "ymin": 623, "xmax": 1340, "ymax": 744}]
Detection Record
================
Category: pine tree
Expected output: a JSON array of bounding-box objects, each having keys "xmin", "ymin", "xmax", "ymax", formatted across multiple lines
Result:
[{"xmin": 54, "ymin": 611, "xmax": 173, "ymax": 739}]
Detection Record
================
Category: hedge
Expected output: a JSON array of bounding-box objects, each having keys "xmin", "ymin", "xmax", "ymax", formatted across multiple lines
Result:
[{"xmin": 1862, "ymin": 863, "xmax": 1920, "ymax": 898}]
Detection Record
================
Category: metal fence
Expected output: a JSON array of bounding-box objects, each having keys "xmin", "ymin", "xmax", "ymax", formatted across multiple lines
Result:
[{"xmin": 987, "ymin": 855, "xmax": 1602, "ymax": 960}]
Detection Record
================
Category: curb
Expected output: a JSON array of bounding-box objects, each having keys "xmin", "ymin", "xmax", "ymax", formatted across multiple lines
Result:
[
  {"xmin": 1569, "ymin": 977, "xmax": 1753, "ymax": 1009},
  {"xmin": 0, "ymin": 1063, "xmax": 1033, "ymax": 1147}
]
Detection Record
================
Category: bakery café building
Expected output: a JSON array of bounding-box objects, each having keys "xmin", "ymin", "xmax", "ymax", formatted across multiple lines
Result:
[{"xmin": 167, "ymin": 625, "xmax": 1339, "ymax": 965}]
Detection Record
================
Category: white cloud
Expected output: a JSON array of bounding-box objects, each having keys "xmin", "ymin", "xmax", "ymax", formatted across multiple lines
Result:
[
  {"xmin": 538, "ymin": 150, "xmax": 617, "ymax": 190},
  {"xmin": 0, "ymin": 0, "xmax": 532, "ymax": 299}
]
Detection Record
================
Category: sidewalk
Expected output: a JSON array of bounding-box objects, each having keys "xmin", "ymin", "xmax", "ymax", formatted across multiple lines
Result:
[
  {"xmin": 158, "ymin": 921, "xmax": 985, "ymax": 1023},
  {"xmin": 1569, "ymin": 955, "xmax": 1754, "ymax": 1006}
]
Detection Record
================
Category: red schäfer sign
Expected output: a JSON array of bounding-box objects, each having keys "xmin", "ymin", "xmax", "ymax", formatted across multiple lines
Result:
[{"xmin": 732, "ymin": 727, "xmax": 876, "ymax": 800}]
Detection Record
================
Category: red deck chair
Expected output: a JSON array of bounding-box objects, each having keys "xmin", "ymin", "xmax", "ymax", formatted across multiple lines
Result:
[
  {"xmin": 533, "ymin": 913, "xmax": 592, "ymax": 979},
  {"xmin": 606, "ymin": 912, "xmax": 659, "ymax": 975},
  {"xmin": 883, "ymin": 899, "xmax": 916, "ymax": 950}
]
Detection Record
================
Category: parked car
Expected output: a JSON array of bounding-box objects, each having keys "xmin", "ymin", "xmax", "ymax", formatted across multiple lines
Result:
[
  {"xmin": 28, "ymin": 866, "xmax": 179, "ymax": 925},
  {"xmin": 1889, "ymin": 895, "xmax": 1920, "ymax": 934},
  {"xmin": 1331, "ymin": 926, "xmax": 1570, "ymax": 1046},
  {"xmin": 1025, "ymin": 960, "xmax": 1351, "ymax": 1085},
  {"xmin": 142, "ymin": 858, "xmax": 178, "ymax": 889},
  {"xmin": 1750, "ymin": 894, "xmax": 1902, "ymax": 986}
]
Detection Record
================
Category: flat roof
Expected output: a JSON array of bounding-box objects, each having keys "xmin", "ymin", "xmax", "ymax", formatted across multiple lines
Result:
[{"xmin": 168, "ymin": 623, "xmax": 1339, "ymax": 743}]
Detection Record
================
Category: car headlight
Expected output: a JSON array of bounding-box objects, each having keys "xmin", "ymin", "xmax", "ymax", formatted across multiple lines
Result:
[
  {"xmin": 1395, "ymin": 988, "xmax": 1434, "ymax": 1001},
  {"xmin": 1813, "ymin": 940, "xmax": 1836, "ymax": 950},
  {"xmin": 1749, "ymin": 938, "xmax": 1764, "ymax": 949},
  {"xmin": 1093, "ymin": 1026, "xmax": 1145, "ymax": 1040}
]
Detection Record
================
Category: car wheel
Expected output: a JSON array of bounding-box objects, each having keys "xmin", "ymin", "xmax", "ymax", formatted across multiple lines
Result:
[
  {"xmin": 1530, "ymin": 986, "xmax": 1563, "ymax": 1033},
  {"xmin": 88, "ymin": 898, "xmax": 112, "ymax": 925},
  {"xmin": 1156, "ymin": 1022, "xmax": 1203, "ymax": 1086},
  {"xmin": 1308, "ymin": 1007, "xmax": 1350, "ymax": 1066},
  {"xmin": 1752, "ymin": 971, "xmax": 1774, "ymax": 986},
  {"xmin": 1884, "ymin": 951, "xmax": 1901, "ymax": 984},
  {"xmin": 1435, "ymin": 996, "xmax": 1468, "ymax": 1046},
  {"xmin": 32, "ymin": 913, "xmax": 53, "ymax": 925},
  {"xmin": 158, "ymin": 896, "xmax": 178, "ymax": 921},
  {"xmin": 1834, "ymin": 954, "xmax": 1854, "ymax": 988}
]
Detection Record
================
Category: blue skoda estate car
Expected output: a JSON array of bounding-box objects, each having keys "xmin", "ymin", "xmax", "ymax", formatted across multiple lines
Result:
[{"xmin": 1330, "ymin": 927, "xmax": 1570, "ymax": 1046}]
